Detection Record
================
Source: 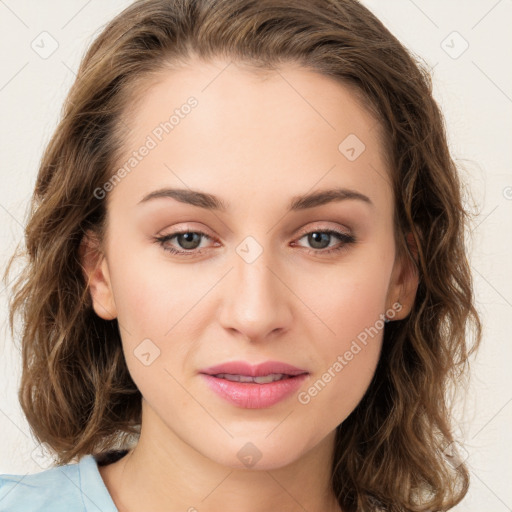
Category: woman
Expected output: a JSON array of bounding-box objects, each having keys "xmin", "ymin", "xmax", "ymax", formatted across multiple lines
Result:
[{"xmin": 1, "ymin": 0, "xmax": 481, "ymax": 510}]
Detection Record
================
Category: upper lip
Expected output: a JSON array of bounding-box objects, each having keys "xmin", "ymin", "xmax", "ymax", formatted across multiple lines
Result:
[{"xmin": 200, "ymin": 361, "xmax": 309, "ymax": 377}]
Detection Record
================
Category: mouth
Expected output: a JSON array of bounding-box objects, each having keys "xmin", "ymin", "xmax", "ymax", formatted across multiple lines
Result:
[
  {"xmin": 199, "ymin": 360, "xmax": 309, "ymax": 409},
  {"xmin": 210, "ymin": 373, "xmax": 301, "ymax": 384},
  {"xmin": 200, "ymin": 360, "xmax": 309, "ymax": 378}
]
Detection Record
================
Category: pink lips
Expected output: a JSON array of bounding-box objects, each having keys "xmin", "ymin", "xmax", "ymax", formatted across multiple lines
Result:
[{"xmin": 200, "ymin": 360, "xmax": 309, "ymax": 409}]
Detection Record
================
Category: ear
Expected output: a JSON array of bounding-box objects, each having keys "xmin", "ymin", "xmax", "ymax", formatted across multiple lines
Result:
[
  {"xmin": 79, "ymin": 230, "xmax": 117, "ymax": 320},
  {"xmin": 385, "ymin": 232, "xmax": 419, "ymax": 321}
]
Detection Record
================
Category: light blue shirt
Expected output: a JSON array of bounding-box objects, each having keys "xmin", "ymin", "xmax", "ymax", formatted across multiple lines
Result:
[{"xmin": 0, "ymin": 454, "xmax": 118, "ymax": 511}]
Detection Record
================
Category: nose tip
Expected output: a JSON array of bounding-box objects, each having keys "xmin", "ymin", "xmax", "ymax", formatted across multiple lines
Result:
[{"xmin": 217, "ymin": 247, "xmax": 293, "ymax": 342}]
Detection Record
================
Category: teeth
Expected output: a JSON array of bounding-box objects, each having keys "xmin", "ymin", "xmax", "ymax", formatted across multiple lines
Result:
[{"xmin": 214, "ymin": 373, "xmax": 288, "ymax": 384}]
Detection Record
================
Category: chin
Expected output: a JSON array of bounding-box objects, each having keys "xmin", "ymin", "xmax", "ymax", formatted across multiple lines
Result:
[{"xmin": 202, "ymin": 436, "xmax": 311, "ymax": 472}]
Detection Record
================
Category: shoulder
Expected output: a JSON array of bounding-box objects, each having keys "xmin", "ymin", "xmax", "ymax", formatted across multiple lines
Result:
[
  {"xmin": 0, "ymin": 454, "xmax": 118, "ymax": 512},
  {"xmin": 0, "ymin": 458, "xmax": 83, "ymax": 511}
]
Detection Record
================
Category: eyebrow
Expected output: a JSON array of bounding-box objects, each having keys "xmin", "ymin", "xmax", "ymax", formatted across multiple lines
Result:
[{"xmin": 137, "ymin": 187, "xmax": 373, "ymax": 211}]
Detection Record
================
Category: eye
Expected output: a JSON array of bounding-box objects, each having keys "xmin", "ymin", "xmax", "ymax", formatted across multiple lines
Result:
[
  {"xmin": 154, "ymin": 230, "xmax": 215, "ymax": 256},
  {"xmin": 153, "ymin": 226, "xmax": 356, "ymax": 258},
  {"xmin": 293, "ymin": 228, "xmax": 356, "ymax": 256}
]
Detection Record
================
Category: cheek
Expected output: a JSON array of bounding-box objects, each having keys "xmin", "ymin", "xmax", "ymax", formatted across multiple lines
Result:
[
  {"xmin": 294, "ymin": 252, "xmax": 392, "ymax": 419},
  {"xmin": 298, "ymin": 280, "xmax": 385, "ymax": 426},
  {"xmin": 298, "ymin": 247, "xmax": 393, "ymax": 342},
  {"xmin": 106, "ymin": 249, "xmax": 210, "ymax": 385},
  {"xmin": 107, "ymin": 255, "xmax": 193, "ymax": 407},
  {"xmin": 108, "ymin": 229, "xmax": 393, "ymax": 424},
  {"xmin": 107, "ymin": 246, "xmax": 199, "ymax": 336},
  {"xmin": 299, "ymin": 339, "xmax": 382, "ymax": 428}
]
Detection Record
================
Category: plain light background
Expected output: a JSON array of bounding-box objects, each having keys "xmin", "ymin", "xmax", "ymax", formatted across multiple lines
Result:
[{"xmin": 0, "ymin": 1, "xmax": 511, "ymax": 510}]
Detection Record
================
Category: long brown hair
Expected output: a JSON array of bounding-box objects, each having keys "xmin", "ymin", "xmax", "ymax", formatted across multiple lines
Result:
[{"xmin": 3, "ymin": 0, "xmax": 481, "ymax": 510}]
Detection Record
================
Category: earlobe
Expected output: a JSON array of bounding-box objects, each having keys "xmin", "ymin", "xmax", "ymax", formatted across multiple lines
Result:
[
  {"xmin": 395, "ymin": 258, "xmax": 419, "ymax": 320},
  {"xmin": 79, "ymin": 231, "xmax": 117, "ymax": 320},
  {"xmin": 386, "ymin": 231, "xmax": 420, "ymax": 321}
]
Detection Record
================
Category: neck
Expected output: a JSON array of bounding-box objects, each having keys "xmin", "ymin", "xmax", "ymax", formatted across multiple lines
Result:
[{"xmin": 100, "ymin": 402, "xmax": 342, "ymax": 512}]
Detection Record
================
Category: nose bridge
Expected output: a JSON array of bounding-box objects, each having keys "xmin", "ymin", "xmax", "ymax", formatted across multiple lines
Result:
[{"xmin": 218, "ymin": 237, "xmax": 292, "ymax": 340}]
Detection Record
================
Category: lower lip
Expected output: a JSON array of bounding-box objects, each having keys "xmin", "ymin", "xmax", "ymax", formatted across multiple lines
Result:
[{"xmin": 200, "ymin": 374, "xmax": 308, "ymax": 409}]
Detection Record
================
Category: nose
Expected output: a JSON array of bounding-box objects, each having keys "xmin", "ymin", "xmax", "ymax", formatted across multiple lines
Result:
[{"xmin": 218, "ymin": 246, "xmax": 294, "ymax": 343}]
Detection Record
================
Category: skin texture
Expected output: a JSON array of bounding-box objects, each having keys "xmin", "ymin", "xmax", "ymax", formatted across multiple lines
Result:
[{"xmin": 81, "ymin": 58, "xmax": 418, "ymax": 512}]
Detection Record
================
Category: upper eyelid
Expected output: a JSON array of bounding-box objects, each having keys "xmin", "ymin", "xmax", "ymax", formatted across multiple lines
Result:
[
  {"xmin": 159, "ymin": 226, "xmax": 351, "ymax": 240},
  {"xmin": 295, "ymin": 223, "xmax": 351, "ymax": 236},
  {"xmin": 159, "ymin": 220, "xmax": 352, "ymax": 237},
  {"xmin": 155, "ymin": 227, "xmax": 355, "ymax": 260}
]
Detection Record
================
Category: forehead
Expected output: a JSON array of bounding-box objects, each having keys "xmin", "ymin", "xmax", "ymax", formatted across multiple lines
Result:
[{"xmin": 109, "ymin": 58, "xmax": 391, "ymax": 213}]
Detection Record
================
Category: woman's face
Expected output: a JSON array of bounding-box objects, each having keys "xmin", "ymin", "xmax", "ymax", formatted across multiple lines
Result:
[{"xmin": 84, "ymin": 58, "xmax": 416, "ymax": 470}]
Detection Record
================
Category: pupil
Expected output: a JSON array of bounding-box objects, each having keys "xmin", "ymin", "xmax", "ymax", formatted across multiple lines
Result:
[
  {"xmin": 179, "ymin": 232, "xmax": 200, "ymax": 250},
  {"xmin": 309, "ymin": 232, "xmax": 330, "ymax": 249},
  {"xmin": 175, "ymin": 232, "xmax": 332, "ymax": 251}
]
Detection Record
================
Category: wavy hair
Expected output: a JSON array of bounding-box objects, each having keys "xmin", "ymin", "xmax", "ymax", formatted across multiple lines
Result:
[{"xmin": 3, "ymin": 0, "xmax": 481, "ymax": 510}]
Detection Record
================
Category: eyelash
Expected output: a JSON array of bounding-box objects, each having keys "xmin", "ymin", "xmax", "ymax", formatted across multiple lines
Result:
[{"xmin": 153, "ymin": 227, "xmax": 356, "ymax": 258}]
